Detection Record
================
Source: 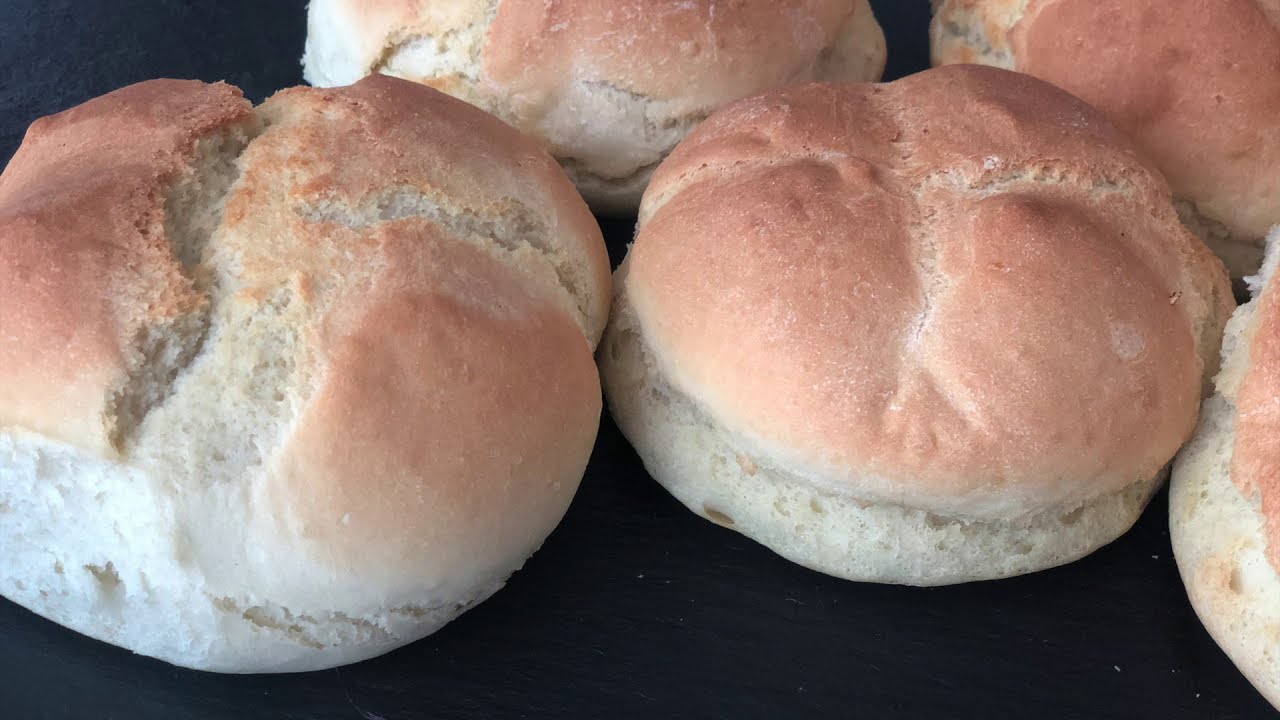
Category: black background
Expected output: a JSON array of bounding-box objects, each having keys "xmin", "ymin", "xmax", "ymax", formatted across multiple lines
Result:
[{"xmin": 0, "ymin": 1, "xmax": 1270, "ymax": 718}]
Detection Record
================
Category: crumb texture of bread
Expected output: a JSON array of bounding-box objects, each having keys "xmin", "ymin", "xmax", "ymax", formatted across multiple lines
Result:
[
  {"xmin": 0, "ymin": 75, "xmax": 608, "ymax": 672},
  {"xmin": 1171, "ymin": 227, "xmax": 1280, "ymax": 710},
  {"xmin": 931, "ymin": 0, "xmax": 1280, "ymax": 277},
  {"xmin": 302, "ymin": 0, "xmax": 888, "ymax": 212},
  {"xmin": 602, "ymin": 65, "xmax": 1232, "ymax": 584}
]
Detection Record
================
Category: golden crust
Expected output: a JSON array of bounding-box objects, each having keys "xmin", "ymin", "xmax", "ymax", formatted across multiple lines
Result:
[{"xmin": 627, "ymin": 66, "xmax": 1231, "ymax": 520}]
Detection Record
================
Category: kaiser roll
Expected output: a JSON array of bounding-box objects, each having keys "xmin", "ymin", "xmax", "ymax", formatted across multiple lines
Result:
[{"xmin": 600, "ymin": 65, "xmax": 1232, "ymax": 586}]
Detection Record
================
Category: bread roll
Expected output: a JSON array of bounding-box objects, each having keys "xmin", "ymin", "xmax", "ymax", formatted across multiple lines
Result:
[
  {"xmin": 930, "ymin": 0, "xmax": 1280, "ymax": 279},
  {"xmin": 302, "ymin": 0, "xmax": 887, "ymax": 213},
  {"xmin": 1171, "ymin": 229, "xmax": 1280, "ymax": 711},
  {"xmin": 0, "ymin": 75, "xmax": 609, "ymax": 672},
  {"xmin": 601, "ymin": 65, "xmax": 1232, "ymax": 586}
]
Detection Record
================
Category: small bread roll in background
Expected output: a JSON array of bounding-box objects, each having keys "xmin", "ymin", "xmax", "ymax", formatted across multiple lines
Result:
[
  {"xmin": 0, "ymin": 75, "xmax": 609, "ymax": 672},
  {"xmin": 1171, "ymin": 228, "xmax": 1280, "ymax": 711},
  {"xmin": 601, "ymin": 65, "xmax": 1232, "ymax": 586},
  {"xmin": 930, "ymin": 0, "xmax": 1280, "ymax": 279},
  {"xmin": 302, "ymin": 0, "xmax": 887, "ymax": 213}
]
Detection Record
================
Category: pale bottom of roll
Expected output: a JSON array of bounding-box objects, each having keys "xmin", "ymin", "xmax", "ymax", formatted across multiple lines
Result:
[{"xmin": 0, "ymin": 432, "xmax": 503, "ymax": 674}]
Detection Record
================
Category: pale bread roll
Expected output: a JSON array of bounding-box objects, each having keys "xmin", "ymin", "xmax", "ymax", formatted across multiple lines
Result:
[
  {"xmin": 0, "ymin": 75, "xmax": 609, "ymax": 672},
  {"xmin": 931, "ymin": 0, "xmax": 1280, "ymax": 278},
  {"xmin": 1171, "ymin": 227, "xmax": 1280, "ymax": 711},
  {"xmin": 601, "ymin": 65, "xmax": 1232, "ymax": 586},
  {"xmin": 302, "ymin": 0, "xmax": 888, "ymax": 213}
]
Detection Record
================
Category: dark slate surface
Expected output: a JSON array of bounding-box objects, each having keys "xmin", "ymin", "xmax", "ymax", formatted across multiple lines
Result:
[{"xmin": 0, "ymin": 1, "xmax": 1270, "ymax": 717}]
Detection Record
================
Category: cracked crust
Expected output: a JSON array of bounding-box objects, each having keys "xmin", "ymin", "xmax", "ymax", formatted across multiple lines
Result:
[
  {"xmin": 302, "ymin": 0, "xmax": 887, "ymax": 211},
  {"xmin": 0, "ymin": 80, "xmax": 254, "ymax": 455},
  {"xmin": 0, "ymin": 76, "xmax": 607, "ymax": 672},
  {"xmin": 603, "ymin": 66, "xmax": 1232, "ymax": 583},
  {"xmin": 930, "ymin": 0, "xmax": 1280, "ymax": 277}
]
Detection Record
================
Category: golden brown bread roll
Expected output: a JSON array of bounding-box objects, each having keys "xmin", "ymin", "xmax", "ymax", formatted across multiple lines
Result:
[
  {"xmin": 602, "ymin": 65, "xmax": 1232, "ymax": 585},
  {"xmin": 0, "ymin": 75, "xmax": 608, "ymax": 672}
]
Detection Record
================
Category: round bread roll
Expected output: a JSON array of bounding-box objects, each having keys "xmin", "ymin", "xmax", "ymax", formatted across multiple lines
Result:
[
  {"xmin": 302, "ymin": 0, "xmax": 887, "ymax": 213},
  {"xmin": 930, "ymin": 0, "xmax": 1280, "ymax": 279},
  {"xmin": 1171, "ymin": 230, "xmax": 1280, "ymax": 711},
  {"xmin": 600, "ymin": 64, "xmax": 1232, "ymax": 586},
  {"xmin": 0, "ymin": 75, "xmax": 609, "ymax": 672}
]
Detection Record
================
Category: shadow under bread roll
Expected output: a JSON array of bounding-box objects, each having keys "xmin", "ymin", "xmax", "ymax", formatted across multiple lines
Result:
[
  {"xmin": 1171, "ymin": 228, "xmax": 1280, "ymax": 711},
  {"xmin": 303, "ymin": 0, "xmax": 887, "ymax": 214},
  {"xmin": 601, "ymin": 64, "xmax": 1232, "ymax": 586},
  {"xmin": 931, "ymin": 0, "xmax": 1280, "ymax": 280},
  {"xmin": 0, "ymin": 75, "xmax": 609, "ymax": 672}
]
